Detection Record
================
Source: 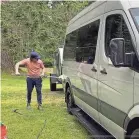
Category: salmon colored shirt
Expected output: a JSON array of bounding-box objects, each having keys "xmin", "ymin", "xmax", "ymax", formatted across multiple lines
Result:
[{"xmin": 20, "ymin": 58, "xmax": 44, "ymax": 76}]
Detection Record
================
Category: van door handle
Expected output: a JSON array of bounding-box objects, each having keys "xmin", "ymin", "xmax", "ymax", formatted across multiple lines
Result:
[
  {"xmin": 100, "ymin": 68, "xmax": 107, "ymax": 74},
  {"xmin": 91, "ymin": 67, "xmax": 97, "ymax": 72}
]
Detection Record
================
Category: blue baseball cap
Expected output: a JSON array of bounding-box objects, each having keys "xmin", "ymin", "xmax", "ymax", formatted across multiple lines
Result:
[{"xmin": 30, "ymin": 51, "xmax": 40, "ymax": 60}]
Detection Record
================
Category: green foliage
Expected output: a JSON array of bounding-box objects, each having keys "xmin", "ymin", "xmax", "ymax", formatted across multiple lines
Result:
[{"xmin": 1, "ymin": 1, "xmax": 89, "ymax": 68}]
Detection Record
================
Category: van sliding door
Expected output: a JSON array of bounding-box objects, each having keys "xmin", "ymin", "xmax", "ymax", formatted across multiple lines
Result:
[{"xmin": 74, "ymin": 18, "xmax": 102, "ymax": 123}]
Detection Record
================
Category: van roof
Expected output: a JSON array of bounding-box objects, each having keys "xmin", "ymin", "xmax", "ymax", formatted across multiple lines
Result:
[
  {"xmin": 68, "ymin": 1, "xmax": 106, "ymax": 26},
  {"xmin": 67, "ymin": 0, "xmax": 139, "ymax": 34}
]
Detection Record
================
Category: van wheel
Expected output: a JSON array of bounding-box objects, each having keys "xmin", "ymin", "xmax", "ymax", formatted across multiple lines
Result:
[
  {"xmin": 50, "ymin": 74, "xmax": 56, "ymax": 91},
  {"xmin": 50, "ymin": 76, "xmax": 56, "ymax": 91},
  {"xmin": 130, "ymin": 129, "xmax": 139, "ymax": 139},
  {"xmin": 66, "ymin": 87, "xmax": 74, "ymax": 115},
  {"xmin": 50, "ymin": 83, "xmax": 56, "ymax": 91}
]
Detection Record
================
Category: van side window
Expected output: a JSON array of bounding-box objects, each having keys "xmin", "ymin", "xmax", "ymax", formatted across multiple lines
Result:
[
  {"xmin": 64, "ymin": 30, "xmax": 78, "ymax": 61},
  {"xmin": 105, "ymin": 14, "xmax": 134, "ymax": 57},
  {"xmin": 76, "ymin": 20, "xmax": 100, "ymax": 64}
]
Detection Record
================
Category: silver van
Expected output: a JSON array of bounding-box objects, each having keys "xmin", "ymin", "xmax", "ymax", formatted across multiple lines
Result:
[{"xmin": 62, "ymin": 1, "xmax": 139, "ymax": 139}]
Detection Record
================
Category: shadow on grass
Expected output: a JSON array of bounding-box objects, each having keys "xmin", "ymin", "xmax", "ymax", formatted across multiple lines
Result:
[
  {"xmin": 42, "ymin": 89, "xmax": 64, "ymax": 95},
  {"xmin": 55, "ymin": 88, "xmax": 64, "ymax": 92}
]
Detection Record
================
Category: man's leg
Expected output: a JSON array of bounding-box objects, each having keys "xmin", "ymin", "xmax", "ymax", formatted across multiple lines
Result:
[
  {"xmin": 35, "ymin": 78, "xmax": 42, "ymax": 109},
  {"xmin": 26, "ymin": 77, "xmax": 34, "ymax": 108}
]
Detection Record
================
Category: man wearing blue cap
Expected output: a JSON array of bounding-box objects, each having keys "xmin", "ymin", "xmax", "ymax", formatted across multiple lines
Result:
[{"xmin": 15, "ymin": 51, "xmax": 45, "ymax": 110}]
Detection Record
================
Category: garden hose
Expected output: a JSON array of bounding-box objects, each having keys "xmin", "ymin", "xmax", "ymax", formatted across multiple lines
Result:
[
  {"xmin": 36, "ymin": 119, "xmax": 47, "ymax": 139},
  {"xmin": 13, "ymin": 109, "xmax": 47, "ymax": 139},
  {"xmin": 12, "ymin": 74, "xmax": 64, "ymax": 80},
  {"xmin": 13, "ymin": 109, "xmax": 23, "ymax": 115},
  {"xmin": 11, "ymin": 74, "xmax": 64, "ymax": 138}
]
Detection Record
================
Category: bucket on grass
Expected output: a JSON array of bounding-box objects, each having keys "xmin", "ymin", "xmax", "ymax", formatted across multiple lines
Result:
[{"xmin": 1, "ymin": 122, "xmax": 7, "ymax": 139}]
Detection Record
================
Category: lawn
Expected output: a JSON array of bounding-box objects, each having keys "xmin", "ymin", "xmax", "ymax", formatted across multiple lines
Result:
[{"xmin": 1, "ymin": 73, "xmax": 91, "ymax": 139}]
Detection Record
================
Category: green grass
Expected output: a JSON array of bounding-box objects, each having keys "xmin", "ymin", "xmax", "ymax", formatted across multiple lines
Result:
[{"xmin": 1, "ymin": 73, "xmax": 90, "ymax": 139}]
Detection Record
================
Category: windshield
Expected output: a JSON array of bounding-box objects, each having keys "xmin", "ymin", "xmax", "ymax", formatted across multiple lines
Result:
[{"xmin": 130, "ymin": 8, "xmax": 139, "ymax": 32}]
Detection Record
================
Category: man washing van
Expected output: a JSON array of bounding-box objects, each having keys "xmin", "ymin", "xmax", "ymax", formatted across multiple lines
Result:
[{"xmin": 15, "ymin": 51, "xmax": 45, "ymax": 110}]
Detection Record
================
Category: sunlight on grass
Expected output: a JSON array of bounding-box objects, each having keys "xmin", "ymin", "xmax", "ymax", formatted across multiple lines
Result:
[{"xmin": 1, "ymin": 74, "xmax": 90, "ymax": 139}]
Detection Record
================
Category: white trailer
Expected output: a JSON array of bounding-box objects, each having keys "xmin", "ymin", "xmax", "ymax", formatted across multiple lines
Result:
[{"xmin": 50, "ymin": 48, "xmax": 63, "ymax": 91}]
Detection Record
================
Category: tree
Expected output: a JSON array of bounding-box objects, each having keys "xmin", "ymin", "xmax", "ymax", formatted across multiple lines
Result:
[{"xmin": 1, "ymin": 1, "xmax": 89, "ymax": 71}]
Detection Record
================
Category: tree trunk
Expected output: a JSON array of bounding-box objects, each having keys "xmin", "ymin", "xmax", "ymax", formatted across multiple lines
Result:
[{"xmin": 1, "ymin": 50, "xmax": 14, "ymax": 72}]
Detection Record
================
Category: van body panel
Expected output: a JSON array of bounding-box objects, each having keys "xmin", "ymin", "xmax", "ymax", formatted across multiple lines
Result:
[
  {"xmin": 128, "ymin": 1, "xmax": 139, "ymax": 8},
  {"xmin": 128, "ymin": 105, "xmax": 139, "ymax": 120},
  {"xmin": 74, "ymin": 72, "xmax": 99, "ymax": 122},
  {"xmin": 134, "ymin": 72, "xmax": 139, "ymax": 105},
  {"xmin": 63, "ymin": 61, "xmax": 78, "ymax": 90},
  {"xmin": 134, "ymin": 29, "xmax": 139, "ymax": 58},
  {"xmin": 68, "ymin": 1, "xmax": 106, "ymax": 26},
  {"xmin": 99, "ymin": 113, "xmax": 125, "ymax": 138},
  {"xmin": 73, "ymin": 95, "xmax": 83, "ymax": 110},
  {"xmin": 66, "ymin": 2, "xmax": 106, "ymax": 34},
  {"xmin": 74, "ymin": 95, "xmax": 100, "ymax": 124},
  {"xmin": 105, "ymin": 1, "xmax": 129, "ymax": 13}
]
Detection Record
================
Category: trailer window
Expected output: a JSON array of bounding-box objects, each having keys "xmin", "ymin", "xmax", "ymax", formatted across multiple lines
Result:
[
  {"xmin": 105, "ymin": 14, "xmax": 134, "ymax": 57},
  {"xmin": 76, "ymin": 20, "xmax": 100, "ymax": 64}
]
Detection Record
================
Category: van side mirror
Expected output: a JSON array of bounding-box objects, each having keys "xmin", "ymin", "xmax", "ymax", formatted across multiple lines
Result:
[{"xmin": 109, "ymin": 38, "xmax": 135, "ymax": 67}]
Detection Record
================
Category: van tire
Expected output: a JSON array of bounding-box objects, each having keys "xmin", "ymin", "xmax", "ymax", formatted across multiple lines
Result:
[
  {"xmin": 66, "ymin": 87, "xmax": 74, "ymax": 115},
  {"xmin": 50, "ymin": 73, "xmax": 57, "ymax": 91},
  {"xmin": 130, "ymin": 129, "xmax": 139, "ymax": 139},
  {"xmin": 50, "ymin": 83, "xmax": 56, "ymax": 91}
]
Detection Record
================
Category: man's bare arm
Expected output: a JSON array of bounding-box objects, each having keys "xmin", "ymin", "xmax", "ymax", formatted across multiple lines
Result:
[
  {"xmin": 15, "ymin": 61, "xmax": 23, "ymax": 75},
  {"xmin": 41, "ymin": 67, "xmax": 45, "ymax": 76}
]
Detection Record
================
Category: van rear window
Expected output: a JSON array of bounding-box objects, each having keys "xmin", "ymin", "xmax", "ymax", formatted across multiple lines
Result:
[{"xmin": 64, "ymin": 19, "xmax": 100, "ymax": 64}]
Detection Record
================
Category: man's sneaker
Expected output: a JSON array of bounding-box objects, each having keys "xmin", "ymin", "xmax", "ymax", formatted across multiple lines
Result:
[
  {"xmin": 27, "ymin": 103, "xmax": 31, "ymax": 110},
  {"xmin": 38, "ymin": 104, "xmax": 43, "ymax": 110}
]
